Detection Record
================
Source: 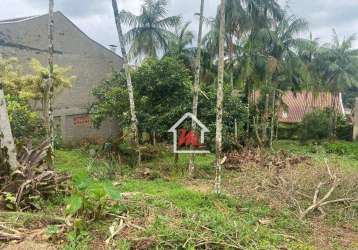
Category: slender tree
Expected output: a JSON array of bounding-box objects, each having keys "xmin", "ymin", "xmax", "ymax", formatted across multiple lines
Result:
[
  {"xmin": 189, "ymin": 0, "xmax": 205, "ymax": 177},
  {"xmin": 45, "ymin": 0, "xmax": 55, "ymax": 166},
  {"xmin": 214, "ymin": 0, "xmax": 226, "ymax": 194},
  {"xmin": 112, "ymin": 0, "xmax": 139, "ymax": 144},
  {"xmin": 0, "ymin": 81, "xmax": 17, "ymax": 170}
]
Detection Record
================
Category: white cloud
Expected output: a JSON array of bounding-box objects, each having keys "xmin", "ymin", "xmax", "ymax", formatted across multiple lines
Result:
[{"xmin": 0, "ymin": 0, "xmax": 356, "ymax": 48}]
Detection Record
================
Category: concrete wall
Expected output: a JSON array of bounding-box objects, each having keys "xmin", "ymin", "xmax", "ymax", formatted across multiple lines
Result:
[
  {"xmin": 0, "ymin": 12, "xmax": 123, "ymax": 145},
  {"xmin": 55, "ymin": 114, "xmax": 119, "ymax": 147},
  {"xmin": 354, "ymin": 98, "xmax": 358, "ymax": 141}
]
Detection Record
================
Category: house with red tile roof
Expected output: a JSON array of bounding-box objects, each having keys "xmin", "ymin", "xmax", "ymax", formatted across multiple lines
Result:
[{"xmin": 278, "ymin": 91, "xmax": 345, "ymax": 124}]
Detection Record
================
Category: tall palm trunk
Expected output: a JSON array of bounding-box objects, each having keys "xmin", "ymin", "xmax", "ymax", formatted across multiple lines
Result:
[
  {"xmin": 214, "ymin": 0, "xmax": 226, "ymax": 194},
  {"xmin": 46, "ymin": 0, "xmax": 55, "ymax": 167},
  {"xmin": 112, "ymin": 0, "xmax": 139, "ymax": 145},
  {"xmin": 269, "ymin": 90, "xmax": 276, "ymax": 149},
  {"xmin": 262, "ymin": 92, "xmax": 269, "ymax": 144},
  {"xmin": 229, "ymin": 35, "xmax": 234, "ymax": 88},
  {"xmin": 0, "ymin": 85, "xmax": 17, "ymax": 170},
  {"xmin": 188, "ymin": 0, "xmax": 205, "ymax": 177}
]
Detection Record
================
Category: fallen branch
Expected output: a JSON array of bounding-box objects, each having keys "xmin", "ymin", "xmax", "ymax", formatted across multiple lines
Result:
[
  {"xmin": 0, "ymin": 230, "xmax": 23, "ymax": 241},
  {"xmin": 299, "ymin": 161, "xmax": 357, "ymax": 220}
]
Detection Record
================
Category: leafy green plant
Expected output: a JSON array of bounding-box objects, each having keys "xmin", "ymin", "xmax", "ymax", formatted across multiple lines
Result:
[
  {"xmin": 323, "ymin": 141, "xmax": 358, "ymax": 156},
  {"xmin": 63, "ymin": 230, "xmax": 92, "ymax": 250},
  {"xmin": 5, "ymin": 95, "xmax": 44, "ymax": 143},
  {"xmin": 298, "ymin": 109, "xmax": 332, "ymax": 142},
  {"xmin": 66, "ymin": 173, "xmax": 121, "ymax": 219}
]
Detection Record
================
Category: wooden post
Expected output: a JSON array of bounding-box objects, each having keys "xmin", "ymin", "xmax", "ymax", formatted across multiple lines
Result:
[{"xmin": 353, "ymin": 98, "xmax": 358, "ymax": 141}]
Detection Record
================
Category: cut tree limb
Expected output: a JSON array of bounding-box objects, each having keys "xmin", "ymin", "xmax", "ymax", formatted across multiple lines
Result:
[{"xmin": 299, "ymin": 162, "xmax": 357, "ymax": 219}]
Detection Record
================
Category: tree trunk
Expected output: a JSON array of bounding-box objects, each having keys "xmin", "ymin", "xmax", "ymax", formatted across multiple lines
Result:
[
  {"xmin": 269, "ymin": 90, "xmax": 276, "ymax": 150},
  {"xmin": 214, "ymin": 0, "xmax": 226, "ymax": 194},
  {"xmin": 112, "ymin": 0, "xmax": 139, "ymax": 145},
  {"xmin": 353, "ymin": 98, "xmax": 358, "ymax": 141},
  {"xmin": 46, "ymin": 0, "xmax": 55, "ymax": 167},
  {"xmin": 0, "ymin": 87, "xmax": 17, "ymax": 170},
  {"xmin": 189, "ymin": 0, "xmax": 205, "ymax": 177},
  {"xmin": 229, "ymin": 36, "xmax": 234, "ymax": 88},
  {"xmin": 246, "ymin": 85, "xmax": 251, "ymax": 141},
  {"xmin": 262, "ymin": 93, "xmax": 269, "ymax": 145}
]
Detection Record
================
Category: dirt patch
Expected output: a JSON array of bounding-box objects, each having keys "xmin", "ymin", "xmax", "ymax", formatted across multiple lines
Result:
[
  {"xmin": 311, "ymin": 220, "xmax": 358, "ymax": 250},
  {"xmin": 2, "ymin": 240, "xmax": 57, "ymax": 250},
  {"xmin": 181, "ymin": 179, "xmax": 213, "ymax": 194}
]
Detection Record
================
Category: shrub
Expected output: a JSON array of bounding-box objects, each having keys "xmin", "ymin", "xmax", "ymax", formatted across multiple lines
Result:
[
  {"xmin": 323, "ymin": 141, "xmax": 358, "ymax": 156},
  {"xmin": 298, "ymin": 109, "xmax": 332, "ymax": 142},
  {"xmin": 336, "ymin": 116, "xmax": 353, "ymax": 141},
  {"xmin": 5, "ymin": 95, "xmax": 45, "ymax": 143},
  {"xmin": 277, "ymin": 123, "xmax": 300, "ymax": 140},
  {"xmin": 66, "ymin": 173, "xmax": 121, "ymax": 220}
]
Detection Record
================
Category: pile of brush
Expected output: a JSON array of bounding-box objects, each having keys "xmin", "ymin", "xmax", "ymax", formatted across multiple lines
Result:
[
  {"xmin": 224, "ymin": 149, "xmax": 310, "ymax": 170},
  {"xmin": 0, "ymin": 140, "xmax": 69, "ymax": 210}
]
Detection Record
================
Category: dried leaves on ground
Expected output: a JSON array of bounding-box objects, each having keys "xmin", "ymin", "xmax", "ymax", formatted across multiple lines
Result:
[{"xmin": 224, "ymin": 149, "xmax": 310, "ymax": 170}]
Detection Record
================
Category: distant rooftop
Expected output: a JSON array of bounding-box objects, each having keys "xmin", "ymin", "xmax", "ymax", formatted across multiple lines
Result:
[{"xmin": 0, "ymin": 15, "xmax": 40, "ymax": 24}]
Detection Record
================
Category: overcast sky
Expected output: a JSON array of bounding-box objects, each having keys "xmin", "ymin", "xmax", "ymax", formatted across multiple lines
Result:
[{"xmin": 1, "ymin": 0, "xmax": 357, "ymax": 49}]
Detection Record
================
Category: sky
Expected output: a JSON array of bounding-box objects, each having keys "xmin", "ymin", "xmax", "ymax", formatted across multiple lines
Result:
[{"xmin": 1, "ymin": 0, "xmax": 357, "ymax": 49}]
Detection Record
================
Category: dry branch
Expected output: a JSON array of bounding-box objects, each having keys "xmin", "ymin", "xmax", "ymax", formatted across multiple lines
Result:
[{"xmin": 299, "ymin": 162, "xmax": 357, "ymax": 220}]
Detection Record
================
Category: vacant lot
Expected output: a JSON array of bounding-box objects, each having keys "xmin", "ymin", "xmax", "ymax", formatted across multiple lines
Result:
[{"xmin": 1, "ymin": 140, "xmax": 357, "ymax": 250}]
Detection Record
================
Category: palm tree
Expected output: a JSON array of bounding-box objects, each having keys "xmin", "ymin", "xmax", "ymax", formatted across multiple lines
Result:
[
  {"xmin": 46, "ymin": 0, "xmax": 55, "ymax": 166},
  {"xmin": 224, "ymin": 0, "xmax": 248, "ymax": 87},
  {"xmin": 319, "ymin": 31, "xmax": 358, "ymax": 95},
  {"xmin": 215, "ymin": 0, "xmax": 226, "ymax": 194},
  {"xmin": 189, "ymin": 0, "xmax": 205, "ymax": 177},
  {"xmin": 266, "ymin": 15, "xmax": 308, "ymax": 147},
  {"xmin": 167, "ymin": 22, "xmax": 194, "ymax": 56},
  {"xmin": 166, "ymin": 22, "xmax": 194, "ymax": 67},
  {"xmin": 315, "ymin": 31, "xmax": 358, "ymax": 135},
  {"xmin": 112, "ymin": 0, "xmax": 139, "ymax": 145},
  {"xmin": 120, "ymin": 0, "xmax": 181, "ymax": 60}
]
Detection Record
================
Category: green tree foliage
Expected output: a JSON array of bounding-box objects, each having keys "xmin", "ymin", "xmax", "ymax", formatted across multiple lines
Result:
[
  {"xmin": 2, "ymin": 58, "xmax": 74, "ymax": 107},
  {"xmin": 91, "ymin": 56, "xmax": 248, "ymax": 150},
  {"xmin": 198, "ymin": 86, "xmax": 248, "ymax": 151},
  {"xmin": 166, "ymin": 22, "xmax": 195, "ymax": 69},
  {"xmin": 5, "ymin": 95, "xmax": 44, "ymax": 142},
  {"xmin": 298, "ymin": 109, "xmax": 333, "ymax": 142},
  {"xmin": 91, "ymin": 57, "xmax": 192, "ymax": 138},
  {"xmin": 0, "ymin": 58, "xmax": 74, "ymax": 142},
  {"xmin": 120, "ymin": 0, "xmax": 181, "ymax": 60}
]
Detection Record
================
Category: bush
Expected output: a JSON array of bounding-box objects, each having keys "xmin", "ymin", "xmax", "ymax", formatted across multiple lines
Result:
[
  {"xmin": 323, "ymin": 141, "xmax": 358, "ymax": 156},
  {"xmin": 298, "ymin": 109, "xmax": 332, "ymax": 142},
  {"xmin": 5, "ymin": 95, "xmax": 45, "ymax": 143},
  {"xmin": 336, "ymin": 116, "xmax": 353, "ymax": 141},
  {"xmin": 277, "ymin": 123, "xmax": 300, "ymax": 140}
]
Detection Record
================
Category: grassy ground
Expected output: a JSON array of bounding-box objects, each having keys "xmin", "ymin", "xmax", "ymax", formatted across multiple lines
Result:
[
  {"xmin": 55, "ymin": 155, "xmax": 311, "ymax": 250},
  {"xmin": 273, "ymin": 140, "xmax": 358, "ymax": 171},
  {"xmin": 50, "ymin": 140, "xmax": 357, "ymax": 249},
  {"xmin": 2, "ymin": 140, "xmax": 357, "ymax": 249}
]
